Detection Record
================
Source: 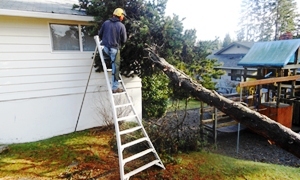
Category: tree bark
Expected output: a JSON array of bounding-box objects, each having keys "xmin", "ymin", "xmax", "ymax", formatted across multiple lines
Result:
[{"xmin": 146, "ymin": 48, "xmax": 300, "ymax": 159}]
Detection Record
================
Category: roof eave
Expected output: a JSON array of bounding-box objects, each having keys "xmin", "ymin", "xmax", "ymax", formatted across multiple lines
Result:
[
  {"xmin": 214, "ymin": 42, "xmax": 252, "ymax": 55},
  {"xmin": 238, "ymin": 64, "xmax": 285, "ymax": 68},
  {"xmin": 0, "ymin": 9, "xmax": 94, "ymax": 22}
]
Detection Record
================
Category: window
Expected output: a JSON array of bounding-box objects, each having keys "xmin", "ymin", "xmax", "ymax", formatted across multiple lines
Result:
[
  {"xmin": 81, "ymin": 25, "xmax": 95, "ymax": 51},
  {"xmin": 50, "ymin": 24, "xmax": 95, "ymax": 51},
  {"xmin": 229, "ymin": 69, "xmax": 242, "ymax": 81}
]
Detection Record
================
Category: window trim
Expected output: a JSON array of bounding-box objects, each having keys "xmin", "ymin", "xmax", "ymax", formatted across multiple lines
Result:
[
  {"xmin": 49, "ymin": 22, "xmax": 95, "ymax": 53},
  {"xmin": 229, "ymin": 69, "xmax": 242, "ymax": 81}
]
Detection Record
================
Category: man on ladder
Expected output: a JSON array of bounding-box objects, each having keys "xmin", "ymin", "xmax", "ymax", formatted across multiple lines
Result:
[
  {"xmin": 95, "ymin": 8, "xmax": 164, "ymax": 179},
  {"xmin": 98, "ymin": 8, "xmax": 127, "ymax": 93}
]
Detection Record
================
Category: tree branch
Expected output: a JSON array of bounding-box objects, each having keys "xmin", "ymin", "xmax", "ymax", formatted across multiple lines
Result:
[{"xmin": 145, "ymin": 48, "xmax": 300, "ymax": 159}]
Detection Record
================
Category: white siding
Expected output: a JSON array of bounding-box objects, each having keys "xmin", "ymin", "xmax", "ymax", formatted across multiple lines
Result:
[
  {"xmin": 221, "ymin": 45, "xmax": 249, "ymax": 54},
  {"xmin": 0, "ymin": 16, "xmax": 142, "ymax": 143}
]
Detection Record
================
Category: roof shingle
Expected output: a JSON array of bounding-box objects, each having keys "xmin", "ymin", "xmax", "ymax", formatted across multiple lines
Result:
[{"xmin": 0, "ymin": 0, "xmax": 86, "ymax": 16}]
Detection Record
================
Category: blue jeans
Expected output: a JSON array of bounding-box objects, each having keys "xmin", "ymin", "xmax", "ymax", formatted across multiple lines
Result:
[{"xmin": 103, "ymin": 47, "xmax": 119, "ymax": 91}]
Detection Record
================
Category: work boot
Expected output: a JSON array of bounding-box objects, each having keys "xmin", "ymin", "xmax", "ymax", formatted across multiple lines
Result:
[{"xmin": 112, "ymin": 88, "xmax": 124, "ymax": 93}]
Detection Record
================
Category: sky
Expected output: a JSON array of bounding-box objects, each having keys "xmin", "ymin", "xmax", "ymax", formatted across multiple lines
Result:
[{"xmin": 165, "ymin": 0, "xmax": 300, "ymax": 41}]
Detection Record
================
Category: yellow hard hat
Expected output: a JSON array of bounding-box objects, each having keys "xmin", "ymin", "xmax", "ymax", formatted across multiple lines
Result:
[{"xmin": 113, "ymin": 8, "xmax": 126, "ymax": 17}]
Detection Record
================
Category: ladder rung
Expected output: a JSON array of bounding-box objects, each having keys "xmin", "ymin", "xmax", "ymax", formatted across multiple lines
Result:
[
  {"xmin": 121, "ymin": 137, "xmax": 148, "ymax": 149},
  {"xmin": 112, "ymin": 91, "xmax": 126, "ymax": 95},
  {"xmin": 115, "ymin": 103, "xmax": 132, "ymax": 108},
  {"xmin": 117, "ymin": 115, "xmax": 137, "ymax": 122},
  {"xmin": 107, "ymin": 69, "xmax": 112, "ymax": 72},
  {"xmin": 203, "ymin": 126, "xmax": 213, "ymax": 131},
  {"xmin": 120, "ymin": 126, "xmax": 142, "ymax": 135},
  {"xmin": 123, "ymin": 160, "xmax": 161, "ymax": 179},
  {"xmin": 123, "ymin": 149, "xmax": 153, "ymax": 164}
]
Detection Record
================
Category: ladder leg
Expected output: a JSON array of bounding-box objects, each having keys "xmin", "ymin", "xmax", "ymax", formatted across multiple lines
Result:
[{"xmin": 93, "ymin": 35, "xmax": 164, "ymax": 180}]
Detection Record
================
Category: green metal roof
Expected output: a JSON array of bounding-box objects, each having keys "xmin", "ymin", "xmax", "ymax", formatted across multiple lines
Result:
[{"xmin": 238, "ymin": 39, "xmax": 300, "ymax": 68}]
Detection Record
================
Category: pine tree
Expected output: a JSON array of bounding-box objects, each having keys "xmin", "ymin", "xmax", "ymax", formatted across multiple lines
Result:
[
  {"xmin": 237, "ymin": 0, "xmax": 299, "ymax": 41},
  {"xmin": 256, "ymin": 0, "xmax": 274, "ymax": 41},
  {"xmin": 270, "ymin": 0, "xmax": 299, "ymax": 40},
  {"xmin": 237, "ymin": 0, "xmax": 259, "ymax": 41},
  {"xmin": 85, "ymin": 0, "xmax": 223, "ymax": 118},
  {"xmin": 222, "ymin": 33, "xmax": 232, "ymax": 47}
]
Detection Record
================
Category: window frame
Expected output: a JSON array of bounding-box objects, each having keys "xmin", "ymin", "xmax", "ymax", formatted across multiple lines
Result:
[
  {"xmin": 49, "ymin": 23, "xmax": 95, "ymax": 52},
  {"xmin": 229, "ymin": 69, "xmax": 242, "ymax": 81}
]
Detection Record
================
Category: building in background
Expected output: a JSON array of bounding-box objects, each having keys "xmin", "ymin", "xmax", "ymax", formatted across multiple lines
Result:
[{"xmin": 207, "ymin": 42, "xmax": 254, "ymax": 94}]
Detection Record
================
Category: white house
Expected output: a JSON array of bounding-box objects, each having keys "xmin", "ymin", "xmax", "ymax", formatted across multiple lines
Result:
[
  {"xmin": 207, "ymin": 42, "xmax": 255, "ymax": 94},
  {"xmin": 0, "ymin": 0, "xmax": 142, "ymax": 144}
]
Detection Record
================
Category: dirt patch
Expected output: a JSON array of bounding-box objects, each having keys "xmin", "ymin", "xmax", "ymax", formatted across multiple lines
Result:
[
  {"xmin": 210, "ymin": 130, "xmax": 300, "ymax": 167},
  {"xmin": 174, "ymin": 108, "xmax": 300, "ymax": 167}
]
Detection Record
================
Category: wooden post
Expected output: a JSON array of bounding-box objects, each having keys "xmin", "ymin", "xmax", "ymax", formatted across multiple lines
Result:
[
  {"xmin": 257, "ymin": 68, "xmax": 262, "ymax": 107},
  {"xmin": 199, "ymin": 101, "xmax": 204, "ymax": 141},
  {"xmin": 212, "ymin": 107, "xmax": 217, "ymax": 144},
  {"xmin": 276, "ymin": 68, "xmax": 283, "ymax": 107},
  {"xmin": 243, "ymin": 68, "xmax": 247, "ymax": 82},
  {"xmin": 291, "ymin": 69, "xmax": 296, "ymax": 97}
]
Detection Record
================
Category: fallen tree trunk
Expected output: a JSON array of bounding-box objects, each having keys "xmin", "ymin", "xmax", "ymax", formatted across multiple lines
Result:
[{"xmin": 145, "ymin": 48, "xmax": 300, "ymax": 159}]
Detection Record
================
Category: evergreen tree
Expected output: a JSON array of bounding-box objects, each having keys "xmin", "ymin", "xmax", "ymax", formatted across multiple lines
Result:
[
  {"xmin": 269, "ymin": 0, "xmax": 299, "ymax": 40},
  {"xmin": 237, "ymin": 0, "xmax": 259, "ymax": 41},
  {"xmin": 296, "ymin": 17, "xmax": 300, "ymax": 38},
  {"xmin": 222, "ymin": 33, "xmax": 232, "ymax": 47},
  {"xmin": 191, "ymin": 40, "xmax": 224, "ymax": 90},
  {"xmin": 256, "ymin": 0, "xmax": 274, "ymax": 41},
  {"xmin": 237, "ymin": 0, "xmax": 299, "ymax": 41},
  {"xmin": 84, "ymin": 0, "xmax": 223, "ymax": 118}
]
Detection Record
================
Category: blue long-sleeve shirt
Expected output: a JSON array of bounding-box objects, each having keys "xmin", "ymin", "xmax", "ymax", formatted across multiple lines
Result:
[{"xmin": 99, "ymin": 17, "xmax": 127, "ymax": 49}]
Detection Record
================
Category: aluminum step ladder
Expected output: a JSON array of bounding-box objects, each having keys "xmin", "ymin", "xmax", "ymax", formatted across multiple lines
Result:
[{"xmin": 93, "ymin": 36, "xmax": 165, "ymax": 180}]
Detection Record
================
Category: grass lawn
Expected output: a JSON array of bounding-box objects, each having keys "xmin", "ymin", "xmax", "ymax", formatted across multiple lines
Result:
[
  {"xmin": 0, "ymin": 127, "xmax": 299, "ymax": 180},
  {"xmin": 167, "ymin": 98, "xmax": 202, "ymax": 111}
]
